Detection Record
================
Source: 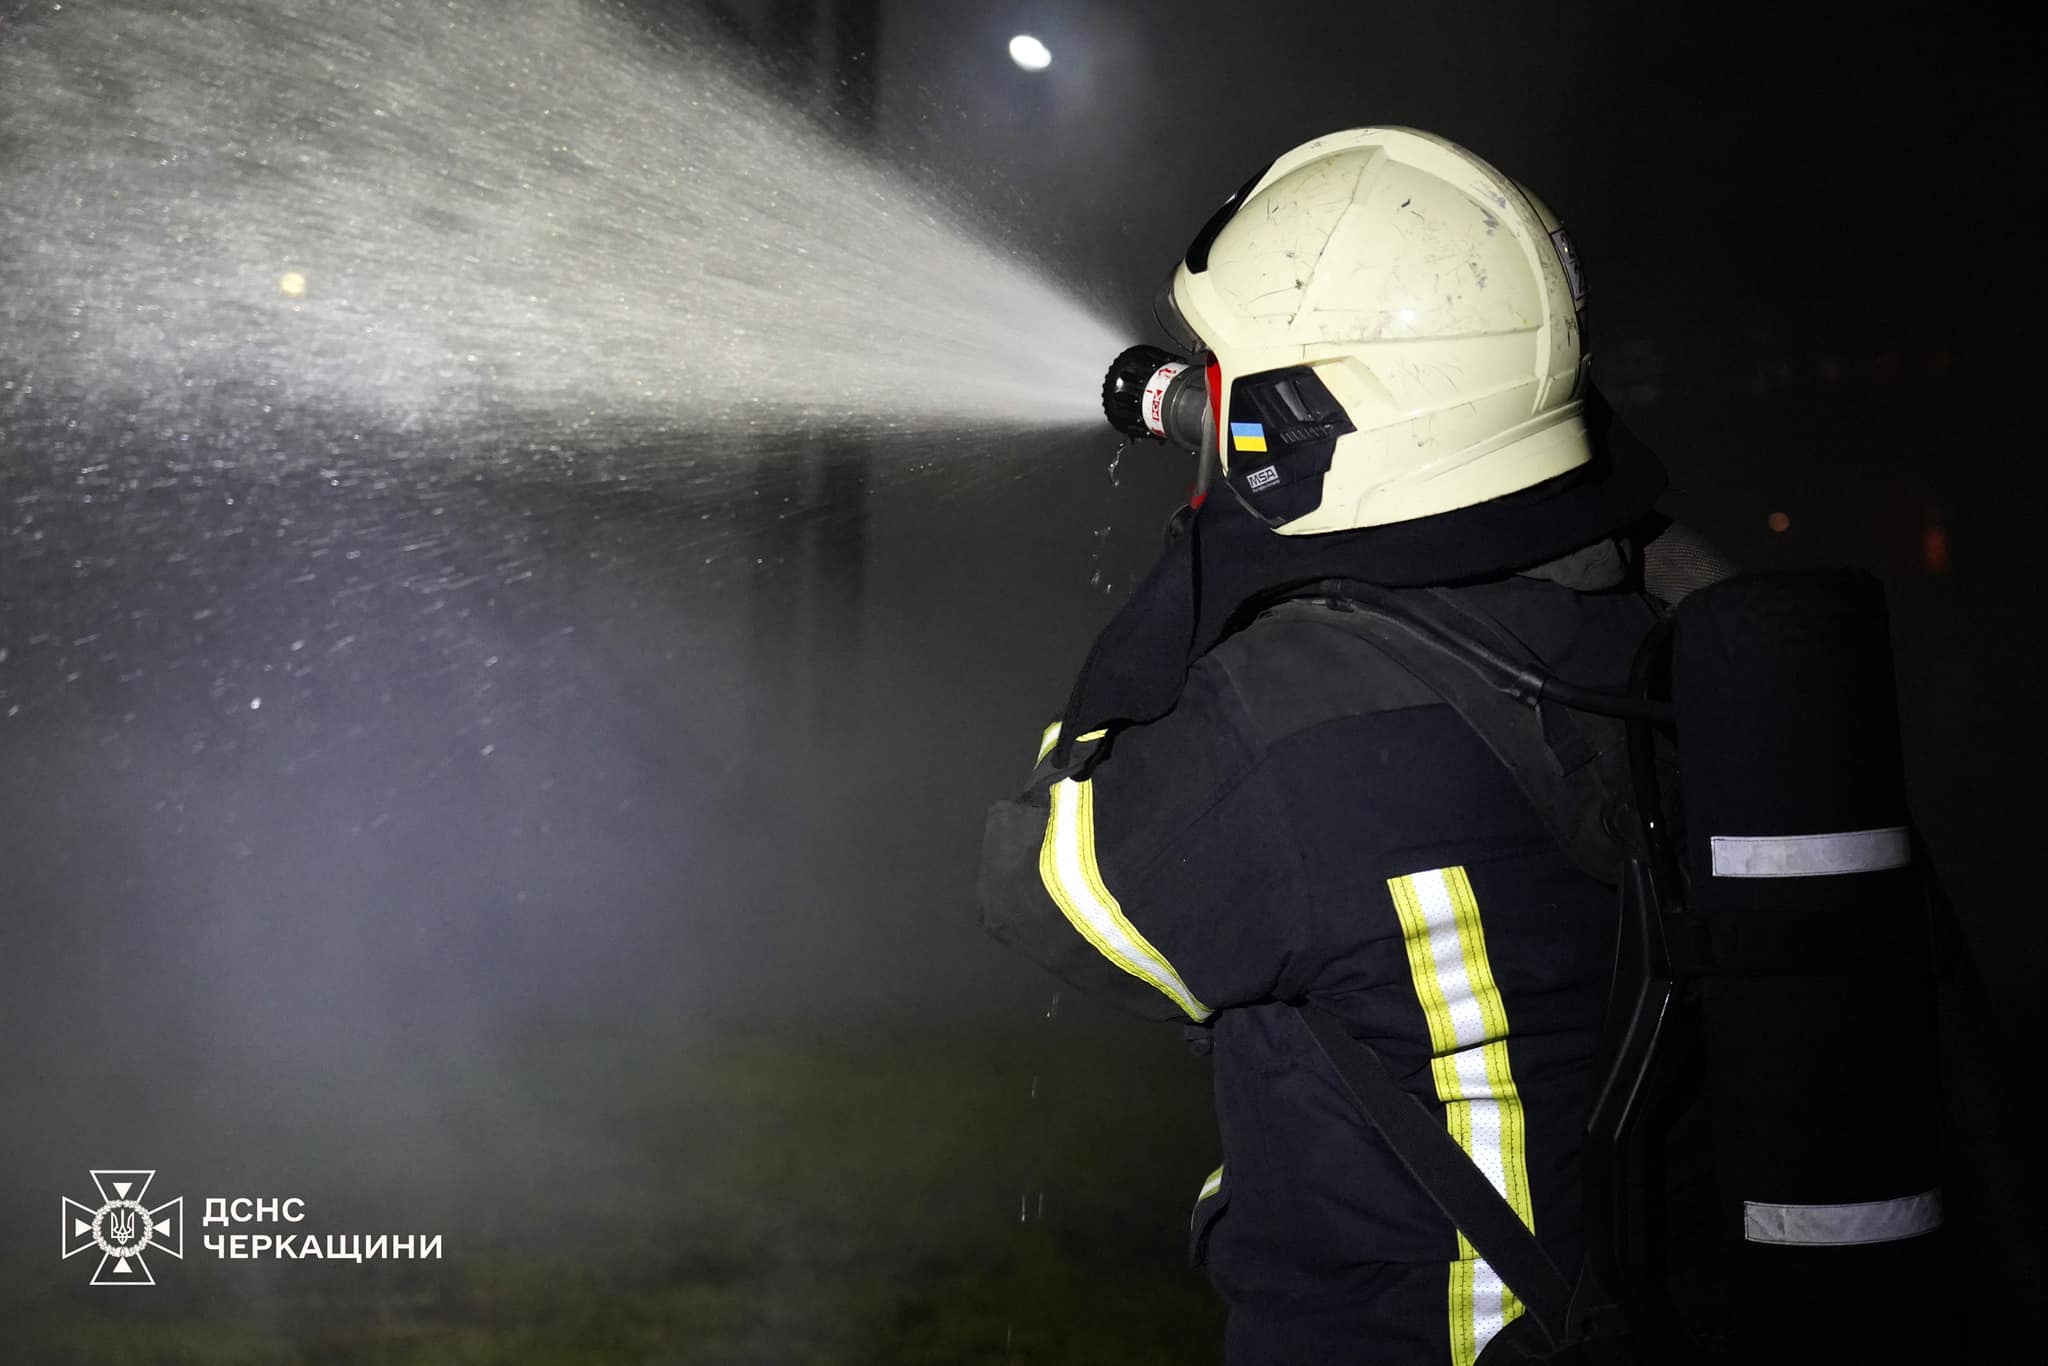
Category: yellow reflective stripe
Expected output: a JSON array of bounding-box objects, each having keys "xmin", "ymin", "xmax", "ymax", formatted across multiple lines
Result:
[
  {"xmin": 1391, "ymin": 874, "xmax": 1459, "ymax": 1053},
  {"xmin": 1036, "ymin": 776, "xmax": 1212, "ymax": 1021},
  {"xmin": 1037, "ymin": 722, "xmax": 1062, "ymax": 764},
  {"xmin": 1191, "ymin": 1165, "xmax": 1225, "ymax": 1231},
  {"xmin": 1448, "ymin": 1258, "xmax": 1479, "ymax": 1365},
  {"xmin": 1389, "ymin": 866, "xmax": 1533, "ymax": 1366},
  {"xmin": 1035, "ymin": 723, "xmax": 1110, "ymax": 765},
  {"xmin": 1444, "ymin": 869, "xmax": 1534, "ymax": 1237}
]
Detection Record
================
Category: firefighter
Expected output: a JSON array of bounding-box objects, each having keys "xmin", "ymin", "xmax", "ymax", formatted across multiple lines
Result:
[{"xmin": 978, "ymin": 128, "xmax": 1702, "ymax": 1364}]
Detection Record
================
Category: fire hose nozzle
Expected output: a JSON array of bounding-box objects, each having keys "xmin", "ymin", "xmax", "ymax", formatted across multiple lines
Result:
[{"xmin": 1101, "ymin": 344, "xmax": 1205, "ymax": 453}]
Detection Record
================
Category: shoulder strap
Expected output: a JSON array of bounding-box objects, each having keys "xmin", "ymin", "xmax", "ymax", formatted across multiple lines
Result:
[
  {"xmin": 1295, "ymin": 1004, "xmax": 1575, "ymax": 1344},
  {"xmin": 1256, "ymin": 591, "xmax": 1635, "ymax": 884}
]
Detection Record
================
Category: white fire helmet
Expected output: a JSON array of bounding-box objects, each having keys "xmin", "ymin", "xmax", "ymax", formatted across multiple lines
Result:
[{"xmin": 1164, "ymin": 127, "xmax": 1591, "ymax": 535}]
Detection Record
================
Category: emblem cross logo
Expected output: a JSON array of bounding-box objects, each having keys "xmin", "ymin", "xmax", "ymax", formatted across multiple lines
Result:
[{"xmin": 61, "ymin": 1170, "xmax": 184, "ymax": 1285}]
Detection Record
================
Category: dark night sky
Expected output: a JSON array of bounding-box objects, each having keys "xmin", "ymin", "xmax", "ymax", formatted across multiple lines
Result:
[{"xmin": 870, "ymin": 2, "xmax": 2039, "ymax": 343}]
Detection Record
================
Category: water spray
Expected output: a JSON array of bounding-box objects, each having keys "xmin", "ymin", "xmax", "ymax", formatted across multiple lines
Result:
[{"xmin": 0, "ymin": 0, "xmax": 1128, "ymax": 469}]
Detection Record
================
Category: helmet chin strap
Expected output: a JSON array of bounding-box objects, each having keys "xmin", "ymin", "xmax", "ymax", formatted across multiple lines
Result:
[
  {"xmin": 1192, "ymin": 405, "xmax": 1218, "ymax": 504},
  {"xmin": 1198, "ymin": 352, "xmax": 1225, "ymax": 505}
]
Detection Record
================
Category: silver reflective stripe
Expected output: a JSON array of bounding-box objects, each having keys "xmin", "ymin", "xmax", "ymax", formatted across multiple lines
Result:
[
  {"xmin": 1743, "ymin": 1189, "xmax": 1944, "ymax": 1246},
  {"xmin": 1709, "ymin": 826, "xmax": 1911, "ymax": 878}
]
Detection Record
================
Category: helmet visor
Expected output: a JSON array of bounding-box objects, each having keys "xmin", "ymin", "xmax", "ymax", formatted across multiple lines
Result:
[
  {"xmin": 1151, "ymin": 281, "xmax": 1204, "ymax": 356},
  {"xmin": 1182, "ymin": 161, "xmax": 1272, "ymax": 274}
]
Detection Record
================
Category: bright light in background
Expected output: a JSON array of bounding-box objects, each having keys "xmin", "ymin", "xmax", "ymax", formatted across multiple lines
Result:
[
  {"xmin": 1768, "ymin": 511, "xmax": 1791, "ymax": 533},
  {"xmin": 1008, "ymin": 35, "xmax": 1052, "ymax": 71}
]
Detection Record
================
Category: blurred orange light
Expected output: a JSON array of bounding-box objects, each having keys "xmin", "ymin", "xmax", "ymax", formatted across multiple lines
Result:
[
  {"xmin": 1767, "ymin": 511, "xmax": 1791, "ymax": 533},
  {"xmin": 1922, "ymin": 525, "xmax": 1950, "ymax": 573}
]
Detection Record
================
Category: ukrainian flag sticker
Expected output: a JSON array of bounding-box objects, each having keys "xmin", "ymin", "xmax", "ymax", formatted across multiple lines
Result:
[{"xmin": 1230, "ymin": 421, "xmax": 1268, "ymax": 453}]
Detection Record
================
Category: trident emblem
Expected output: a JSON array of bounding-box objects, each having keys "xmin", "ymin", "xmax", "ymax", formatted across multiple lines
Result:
[{"xmin": 62, "ymin": 1170, "xmax": 183, "ymax": 1285}]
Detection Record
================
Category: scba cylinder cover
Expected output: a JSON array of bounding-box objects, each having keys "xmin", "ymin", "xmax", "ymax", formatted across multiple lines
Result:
[{"xmin": 1670, "ymin": 569, "xmax": 1943, "ymax": 1363}]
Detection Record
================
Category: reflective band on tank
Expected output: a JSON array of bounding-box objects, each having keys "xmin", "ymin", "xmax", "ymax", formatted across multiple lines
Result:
[
  {"xmin": 1140, "ymin": 361, "xmax": 1188, "ymax": 438},
  {"xmin": 1388, "ymin": 867, "xmax": 1533, "ymax": 1366},
  {"xmin": 1743, "ymin": 1189, "xmax": 1944, "ymax": 1246},
  {"xmin": 1037, "ymin": 777, "xmax": 1212, "ymax": 1022},
  {"xmin": 1709, "ymin": 826, "xmax": 1911, "ymax": 878}
]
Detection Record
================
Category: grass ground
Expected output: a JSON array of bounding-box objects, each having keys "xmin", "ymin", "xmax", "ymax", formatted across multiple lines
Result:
[{"xmin": 7, "ymin": 1009, "xmax": 1227, "ymax": 1365}]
